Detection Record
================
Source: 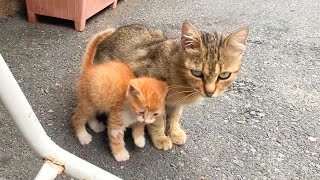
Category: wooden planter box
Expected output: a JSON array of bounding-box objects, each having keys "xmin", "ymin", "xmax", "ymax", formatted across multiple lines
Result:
[{"xmin": 25, "ymin": 0, "xmax": 118, "ymax": 31}]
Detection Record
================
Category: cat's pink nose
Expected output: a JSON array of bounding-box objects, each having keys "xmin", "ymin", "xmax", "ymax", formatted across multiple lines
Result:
[
  {"xmin": 205, "ymin": 91, "xmax": 214, "ymax": 97},
  {"xmin": 204, "ymin": 84, "xmax": 216, "ymax": 97}
]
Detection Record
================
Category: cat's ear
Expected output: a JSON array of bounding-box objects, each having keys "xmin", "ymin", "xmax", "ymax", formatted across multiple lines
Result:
[
  {"xmin": 224, "ymin": 27, "xmax": 249, "ymax": 54},
  {"xmin": 127, "ymin": 82, "xmax": 141, "ymax": 97},
  {"xmin": 181, "ymin": 21, "xmax": 202, "ymax": 53}
]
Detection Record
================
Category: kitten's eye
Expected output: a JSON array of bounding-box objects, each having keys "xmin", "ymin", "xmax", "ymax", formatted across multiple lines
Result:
[
  {"xmin": 153, "ymin": 113, "xmax": 159, "ymax": 116},
  {"xmin": 138, "ymin": 111, "xmax": 144, "ymax": 116},
  {"xmin": 191, "ymin": 70, "xmax": 203, "ymax": 77},
  {"xmin": 218, "ymin": 72, "xmax": 231, "ymax": 80}
]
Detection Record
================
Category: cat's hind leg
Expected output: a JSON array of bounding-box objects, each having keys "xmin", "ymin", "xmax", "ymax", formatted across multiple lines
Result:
[
  {"xmin": 72, "ymin": 102, "xmax": 95, "ymax": 145},
  {"xmin": 132, "ymin": 123, "xmax": 146, "ymax": 148}
]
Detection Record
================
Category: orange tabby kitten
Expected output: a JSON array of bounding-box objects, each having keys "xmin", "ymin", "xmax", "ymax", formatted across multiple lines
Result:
[{"xmin": 72, "ymin": 31, "xmax": 168, "ymax": 161}]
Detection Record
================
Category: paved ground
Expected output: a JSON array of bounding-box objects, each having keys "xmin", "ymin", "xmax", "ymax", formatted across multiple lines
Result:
[{"xmin": 1, "ymin": 0, "xmax": 320, "ymax": 179}]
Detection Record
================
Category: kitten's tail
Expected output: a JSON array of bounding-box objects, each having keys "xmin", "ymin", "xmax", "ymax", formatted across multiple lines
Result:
[{"xmin": 82, "ymin": 28, "xmax": 116, "ymax": 71}]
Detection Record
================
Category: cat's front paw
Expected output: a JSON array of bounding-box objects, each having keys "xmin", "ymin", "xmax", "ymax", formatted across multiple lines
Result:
[
  {"xmin": 152, "ymin": 136, "xmax": 172, "ymax": 150},
  {"xmin": 114, "ymin": 149, "xmax": 130, "ymax": 162},
  {"xmin": 77, "ymin": 131, "xmax": 92, "ymax": 145},
  {"xmin": 170, "ymin": 129, "xmax": 187, "ymax": 145},
  {"xmin": 134, "ymin": 136, "xmax": 146, "ymax": 148}
]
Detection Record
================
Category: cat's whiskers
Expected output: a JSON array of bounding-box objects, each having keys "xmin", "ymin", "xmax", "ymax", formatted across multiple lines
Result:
[
  {"xmin": 178, "ymin": 92, "xmax": 197, "ymax": 105},
  {"xmin": 169, "ymin": 92, "xmax": 197, "ymax": 110},
  {"xmin": 166, "ymin": 86, "xmax": 193, "ymax": 91},
  {"xmin": 167, "ymin": 90, "xmax": 194, "ymax": 99},
  {"xmin": 168, "ymin": 84, "xmax": 203, "ymax": 96}
]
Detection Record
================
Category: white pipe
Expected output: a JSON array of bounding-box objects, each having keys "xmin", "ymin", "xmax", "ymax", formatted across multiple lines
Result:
[
  {"xmin": 35, "ymin": 160, "xmax": 64, "ymax": 180},
  {"xmin": 0, "ymin": 54, "xmax": 122, "ymax": 180}
]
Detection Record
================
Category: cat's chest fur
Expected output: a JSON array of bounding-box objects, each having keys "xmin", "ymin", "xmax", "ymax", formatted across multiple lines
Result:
[{"xmin": 120, "ymin": 108, "xmax": 137, "ymax": 128}]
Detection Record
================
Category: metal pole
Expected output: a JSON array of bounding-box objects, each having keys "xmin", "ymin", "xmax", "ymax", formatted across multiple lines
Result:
[
  {"xmin": 0, "ymin": 54, "xmax": 122, "ymax": 180},
  {"xmin": 35, "ymin": 160, "xmax": 64, "ymax": 180}
]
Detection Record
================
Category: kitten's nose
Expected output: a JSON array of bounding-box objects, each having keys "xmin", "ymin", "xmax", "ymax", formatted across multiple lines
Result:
[{"xmin": 205, "ymin": 91, "xmax": 214, "ymax": 97}]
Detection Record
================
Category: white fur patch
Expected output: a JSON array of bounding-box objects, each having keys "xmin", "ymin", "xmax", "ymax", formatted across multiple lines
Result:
[
  {"xmin": 88, "ymin": 119, "xmax": 106, "ymax": 133},
  {"xmin": 120, "ymin": 109, "xmax": 138, "ymax": 128},
  {"xmin": 110, "ymin": 129, "xmax": 124, "ymax": 138},
  {"xmin": 77, "ymin": 131, "xmax": 92, "ymax": 145},
  {"xmin": 114, "ymin": 149, "xmax": 130, "ymax": 162},
  {"xmin": 134, "ymin": 136, "xmax": 146, "ymax": 148}
]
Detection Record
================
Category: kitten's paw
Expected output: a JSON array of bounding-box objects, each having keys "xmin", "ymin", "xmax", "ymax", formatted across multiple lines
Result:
[
  {"xmin": 152, "ymin": 136, "xmax": 172, "ymax": 151},
  {"xmin": 170, "ymin": 129, "xmax": 187, "ymax": 145},
  {"xmin": 88, "ymin": 120, "xmax": 106, "ymax": 133},
  {"xmin": 77, "ymin": 131, "xmax": 92, "ymax": 145},
  {"xmin": 114, "ymin": 149, "xmax": 130, "ymax": 162},
  {"xmin": 134, "ymin": 136, "xmax": 146, "ymax": 148}
]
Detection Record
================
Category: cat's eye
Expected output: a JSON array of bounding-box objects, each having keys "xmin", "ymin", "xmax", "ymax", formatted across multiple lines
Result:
[
  {"xmin": 191, "ymin": 70, "xmax": 203, "ymax": 78},
  {"xmin": 218, "ymin": 72, "xmax": 231, "ymax": 80},
  {"xmin": 138, "ymin": 111, "xmax": 144, "ymax": 116},
  {"xmin": 153, "ymin": 113, "xmax": 159, "ymax": 116}
]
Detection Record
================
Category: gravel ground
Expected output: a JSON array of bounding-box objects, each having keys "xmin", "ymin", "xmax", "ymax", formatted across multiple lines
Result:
[{"xmin": 0, "ymin": 0, "xmax": 319, "ymax": 179}]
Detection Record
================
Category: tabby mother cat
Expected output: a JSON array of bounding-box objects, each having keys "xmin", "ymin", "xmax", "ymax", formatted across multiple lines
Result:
[{"xmin": 93, "ymin": 21, "xmax": 249, "ymax": 150}]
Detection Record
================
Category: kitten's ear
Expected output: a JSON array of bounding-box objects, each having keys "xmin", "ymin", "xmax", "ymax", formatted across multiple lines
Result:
[
  {"xmin": 181, "ymin": 21, "xmax": 202, "ymax": 53},
  {"xmin": 225, "ymin": 27, "xmax": 249, "ymax": 54},
  {"xmin": 127, "ymin": 82, "xmax": 141, "ymax": 97}
]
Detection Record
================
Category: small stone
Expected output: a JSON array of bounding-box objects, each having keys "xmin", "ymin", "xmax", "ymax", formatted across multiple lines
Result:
[
  {"xmin": 232, "ymin": 158, "xmax": 244, "ymax": 167},
  {"xmin": 202, "ymin": 157, "xmax": 209, "ymax": 162},
  {"xmin": 41, "ymin": 88, "xmax": 49, "ymax": 94},
  {"xmin": 120, "ymin": 166, "xmax": 124, "ymax": 169},
  {"xmin": 311, "ymin": 152, "xmax": 318, "ymax": 156},
  {"xmin": 278, "ymin": 153, "xmax": 285, "ymax": 158},
  {"xmin": 170, "ymin": 163, "xmax": 175, "ymax": 167},
  {"xmin": 308, "ymin": 136, "xmax": 317, "ymax": 142},
  {"xmin": 253, "ymin": 119, "xmax": 260, "ymax": 123},
  {"xmin": 178, "ymin": 162, "xmax": 184, "ymax": 167},
  {"xmin": 200, "ymin": 176, "xmax": 205, "ymax": 180},
  {"xmin": 250, "ymin": 111, "xmax": 256, "ymax": 115},
  {"xmin": 276, "ymin": 158, "xmax": 283, "ymax": 162},
  {"xmin": 245, "ymin": 104, "xmax": 251, "ymax": 108},
  {"xmin": 48, "ymin": 109, "xmax": 54, "ymax": 113},
  {"xmin": 301, "ymin": 166, "xmax": 308, "ymax": 171},
  {"xmin": 237, "ymin": 121, "xmax": 246, "ymax": 124}
]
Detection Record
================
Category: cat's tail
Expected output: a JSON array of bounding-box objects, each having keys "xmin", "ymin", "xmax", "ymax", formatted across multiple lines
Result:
[{"xmin": 82, "ymin": 28, "xmax": 116, "ymax": 71}]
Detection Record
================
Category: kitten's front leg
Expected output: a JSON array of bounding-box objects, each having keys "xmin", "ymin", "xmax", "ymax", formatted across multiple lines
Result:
[
  {"xmin": 166, "ymin": 105, "xmax": 187, "ymax": 145},
  {"xmin": 108, "ymin": 113, "xmax": 129, "ymax": 162},
  {"xmin": 132, "ymin": 123, "xmax": 146, "ymax": 148},
  {"xmin": 147, "ymin": 116, "xmax": 172, "ymax": 150}
]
